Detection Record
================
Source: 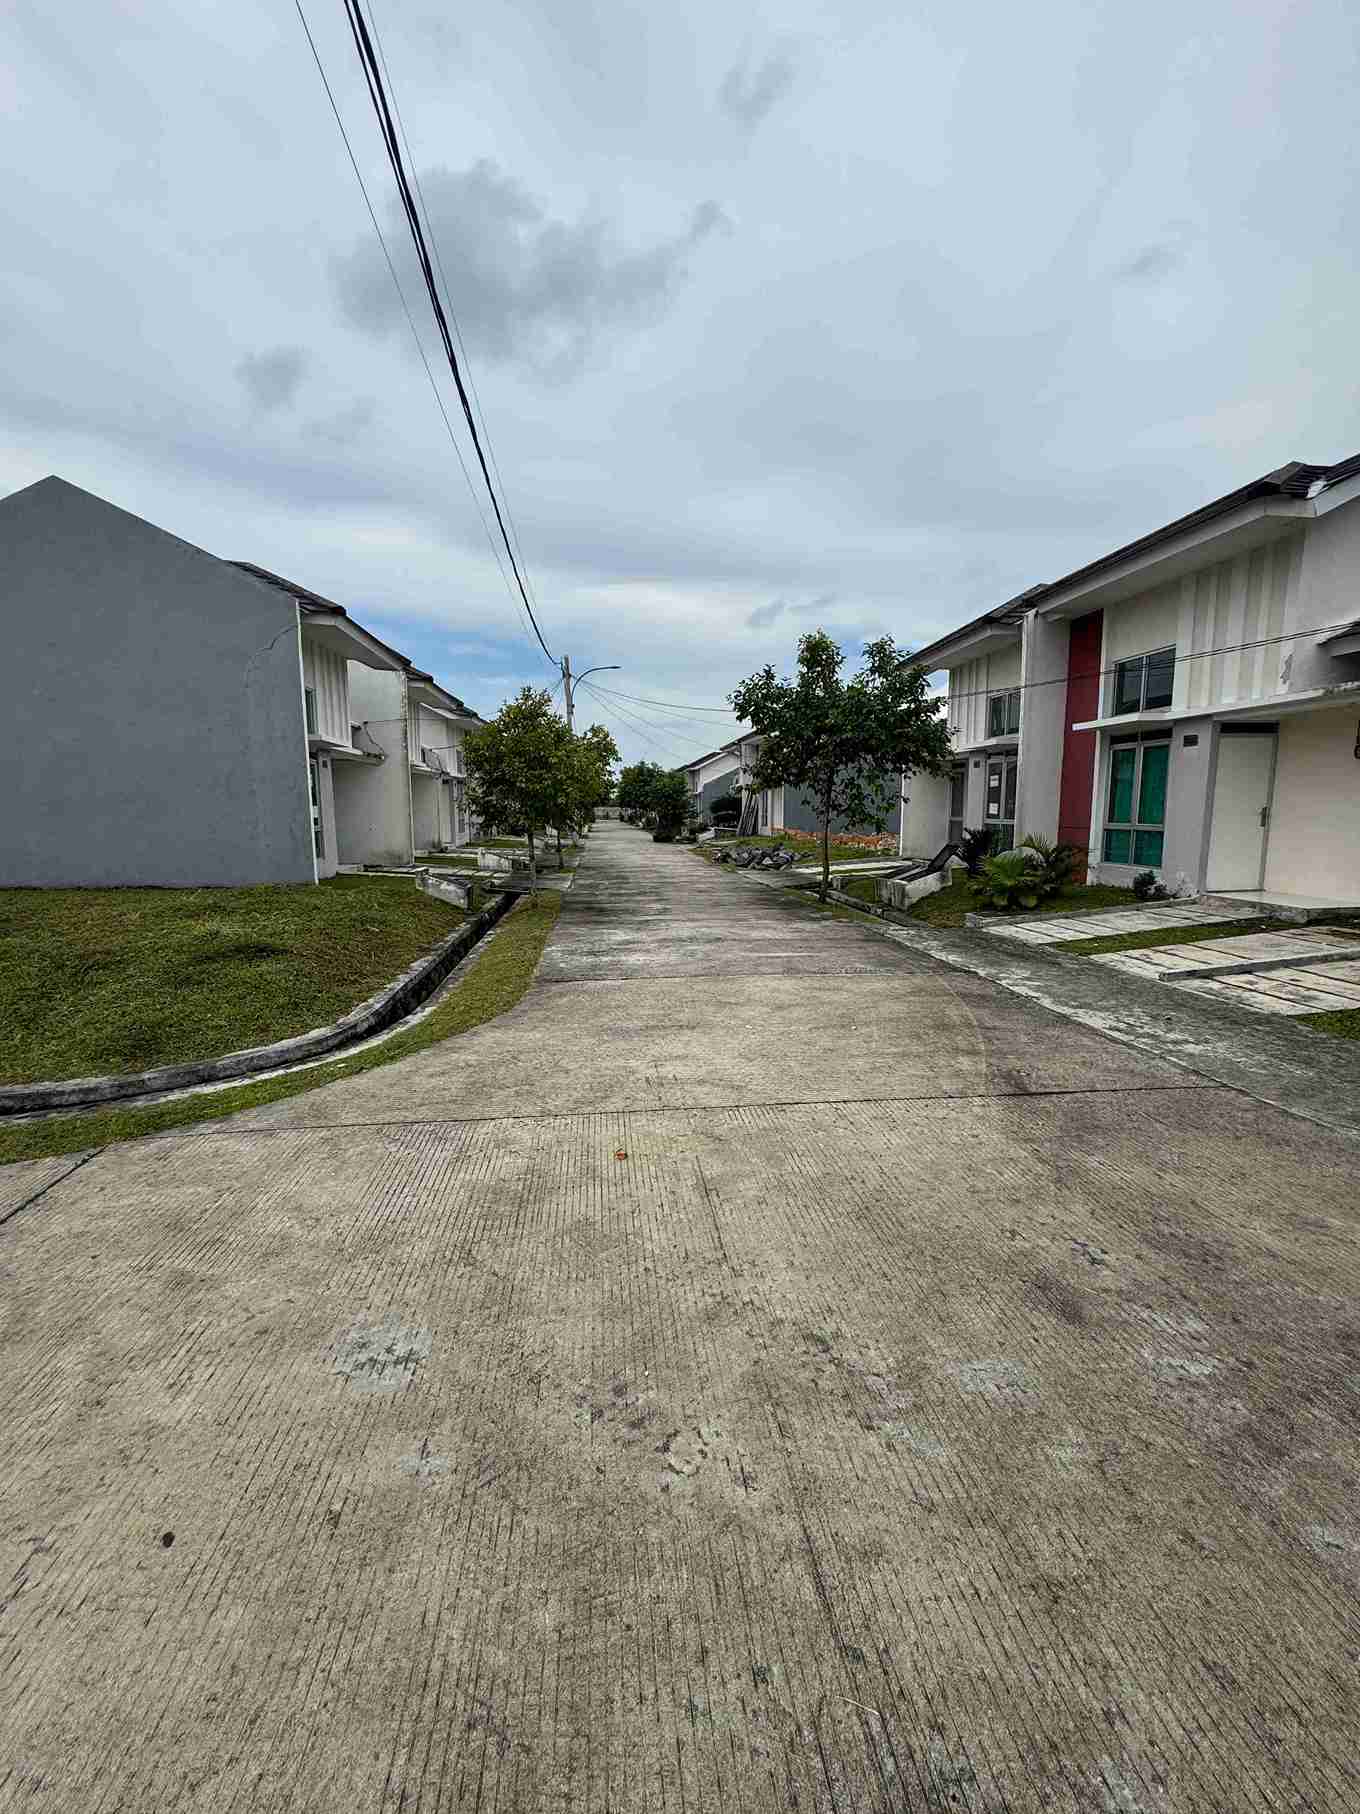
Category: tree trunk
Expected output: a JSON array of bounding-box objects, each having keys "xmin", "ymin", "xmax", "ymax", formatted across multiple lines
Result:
[
  {"xmin": 555, "ymin": 825, "xmax": 564, "ymax": 869},
  {"xmin": 819, "ymin": 778, "xmax": 833, "ymax": 901},
  {"xmin": 527, "ymin": 829, "xmax": 538, "ymax": 898}
]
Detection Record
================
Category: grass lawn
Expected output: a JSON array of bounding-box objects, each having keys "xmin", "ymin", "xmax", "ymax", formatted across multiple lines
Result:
[
  {"xmin": 898, "ymin": 873, "xmax": 1139, "ymax": 929},
  {"xmin": 1060, "ymin": 917, "xmax": 1290, "ymax": 957},
  {"xmin": 1299, "ymin": 1008, "xmax": 1360, "ymax": 1040},
  {"xmin": 0, "ymin": 894, "xmax": 560, "ymax": 1167},
  {"xmin": 0, "ymin": 876, "xmax": 466, "ymax": 1086},
  {"xmin": 830, "ymin": 876, "xmax": 884, "ymax": 906}
]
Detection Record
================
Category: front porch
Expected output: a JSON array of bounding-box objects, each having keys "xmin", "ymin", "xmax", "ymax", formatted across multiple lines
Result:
[
  {"xmin": 1202, "ymin": 888, "xmax": 1360, "ymax": 924},
  {"xmin": 1089, "ymin": 699, "xmax": 1360, "ymax": 904}
]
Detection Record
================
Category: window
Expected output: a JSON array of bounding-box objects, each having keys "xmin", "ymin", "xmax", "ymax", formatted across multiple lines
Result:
[
  {"xmin": 984, "ymin": 753, "xmax": 1017, "ymax": 851},
  {"xmin": 308, "ymin": 757, "xmax": 324, "ymax": 858},
  {"xmin": 987, "ymin": 688, "xmax": 1022, "ymax": 738},
  {"xmin": 947, "ymin": 764, "xmax": 967, "ymax": 846},
  {"xmin": 304, "ymin": 687, "xmax": 318, "ymax": 736},
  {"xmin": 1112, "ymin": 647, "xmax": 1174, "ymax": 715},
  {"xmin": 1102, "ymin": 739, "xmax": 1169, "ymax": 866}
]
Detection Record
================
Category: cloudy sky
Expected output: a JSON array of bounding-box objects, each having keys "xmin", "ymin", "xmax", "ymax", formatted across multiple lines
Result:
[{"xmin": 4, "ymin": 0, "xmax": 1359, "ymax": 764}]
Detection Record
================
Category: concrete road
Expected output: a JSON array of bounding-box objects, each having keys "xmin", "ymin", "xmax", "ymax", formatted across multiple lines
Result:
[{"xmin": 3, "ymin": 823, "xmax": 1359, "ymax": 1812}]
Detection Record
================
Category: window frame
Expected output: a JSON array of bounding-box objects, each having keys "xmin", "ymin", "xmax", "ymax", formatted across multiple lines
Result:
[
  {"xmin": 946, "ymin": 763, "xmax": 967, "ymax": 847},
  {"xmin": 983, "ymin": 752, "xmax": 1018, "ymax": 851},
  {"xmin": 304, "ymin": 686, "xmax": 318, "ymax": 736},
  {"xmin": 986, "ymin": 687, "xmax": 1022, "ymax": 739},
  {"xmin": 1111, "ymin": 646, "xmax": 1175, "ymax": 716},
  {"xmin": 1101, "ymin": 736, "xmax": 1170, "ymax": 868}
]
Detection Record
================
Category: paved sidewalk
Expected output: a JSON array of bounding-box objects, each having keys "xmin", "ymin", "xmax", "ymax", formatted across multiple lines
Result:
[
  {"xmin": 2, "ymin": 825, "xmax": 1359, "ymax": 1812},
  {"xmin": 983, "ymin": 901, "xmax": 1253, "ymax": 944}
]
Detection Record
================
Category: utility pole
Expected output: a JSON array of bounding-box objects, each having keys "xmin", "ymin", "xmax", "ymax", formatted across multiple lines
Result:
[{"xmin": 561, "ymin": 657, "xmax": 620, "ymax": 734}]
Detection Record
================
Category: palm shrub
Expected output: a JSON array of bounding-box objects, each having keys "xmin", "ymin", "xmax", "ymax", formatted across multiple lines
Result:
[
  {"xmin": 958, "ymin": 826, "xmax": 994, "ymax": 876},
  {"xmin": 972, "ymin": 848, "xmax": 1049, "ymax": 912},
  {"xmin": 1018, "ymin": 834, "xmax": 1079, "ymax": 891}
]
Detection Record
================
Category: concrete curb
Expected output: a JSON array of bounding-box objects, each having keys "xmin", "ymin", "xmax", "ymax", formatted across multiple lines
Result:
[
  {"xmin": 0, "ymin": 891, "xmax": 517, "ymax": 1117},
  {"xmin": 1151, "ymin": 945, "xmax": 1360, "ymax": 982}
]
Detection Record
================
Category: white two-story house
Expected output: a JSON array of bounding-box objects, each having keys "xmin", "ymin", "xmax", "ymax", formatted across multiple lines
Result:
[
  {"xmin": 230, "ymin": 564, "xmax": 415, "ymax": 878},
  {"xmin": 1033, "ymin": 454, "xmax": 1360, "ymax": 909},
  {"xmin": 405, "ymin": 671, "xmax": 483, "ymax": 851},
  {"xmin": 909, "ymin": 455, "xmax": 1360, "ymax": 908}
]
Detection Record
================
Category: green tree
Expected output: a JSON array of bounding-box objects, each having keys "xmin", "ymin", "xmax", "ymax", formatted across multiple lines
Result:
[
  {"xmin": 464, "ymin": 688, "xmax": 574, "ymax": 894},
  {"xmin": 730, "ymin": 629, "xmax": 952, "ymax": 900},
  {"xmin": 553, "ymin": 722, "xmax": 619, "ymax": 865},
  {"xmin": 650, "ymin": 769, "xmax": 691, "ymax": 840},
  {"xmin": 616, "ymin": 760, "xmax": 665, "ymax": 821}
]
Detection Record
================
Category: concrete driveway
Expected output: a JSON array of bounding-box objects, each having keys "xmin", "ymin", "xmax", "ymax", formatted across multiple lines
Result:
[{"xmin": 3, "ymin": 822, "xmax": 1358, "ymax": 1812}]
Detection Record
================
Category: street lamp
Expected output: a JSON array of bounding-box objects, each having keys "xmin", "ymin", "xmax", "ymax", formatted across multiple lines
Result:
[{"xmin": 561, "ymin": 659, "xmax": 620, "ymax": 732}]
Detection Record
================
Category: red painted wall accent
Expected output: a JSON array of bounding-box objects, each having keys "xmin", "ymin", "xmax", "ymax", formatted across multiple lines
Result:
[{"xmin": 1057, "ymin": 611, "xmax": 1104, "ymax": 863}]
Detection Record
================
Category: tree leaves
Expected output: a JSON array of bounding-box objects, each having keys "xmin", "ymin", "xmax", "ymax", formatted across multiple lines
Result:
[
  {"xmin": 464, "ymin": 691, "xmax": 619, "ymax": 891},
  {"xmin": 729, "ymin": 628, "xmax": 952, "ymax": 899}
]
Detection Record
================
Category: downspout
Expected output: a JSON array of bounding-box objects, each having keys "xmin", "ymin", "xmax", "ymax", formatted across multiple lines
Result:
[
  {"xmin": 294, "ymin": 605, "xmax": 318, "ymax": 885},
  {"xmin": 402, "ymin": 673, "xmax": 417, "ymax": 863}
]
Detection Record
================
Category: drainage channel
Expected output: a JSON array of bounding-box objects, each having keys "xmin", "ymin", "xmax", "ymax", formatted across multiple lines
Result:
[{"xmin": 2, "ymin": 888, "xmax": 522, "ymax": 1126}]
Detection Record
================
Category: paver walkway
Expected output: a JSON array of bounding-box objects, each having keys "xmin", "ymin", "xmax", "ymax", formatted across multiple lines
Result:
[
  {"xmin": 3, "ymin": 825, "xmax": 1359, "ymax": 1812},
  {"xmin": 1168, "ymin": 958, "xmax": 1360, "ymax": 1015},
  {"xmin": 984, "ymin": 901, "xmax": 1255, "ymax": 944}
]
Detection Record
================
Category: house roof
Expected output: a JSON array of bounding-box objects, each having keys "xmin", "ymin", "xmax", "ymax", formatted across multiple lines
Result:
[
  {"xmin": 229, "ymin": 561, "xmax": 412, "ymax": 672},
  {"xmin": 682, "ymin": 734, "xmax": 748, "ymax": 772},
  {"xmin": 913, "ymin": 452, "xmax": 1360, "ymax": 669},
  {"xmin": 230, "ymin": 563, "xmax": 483, "ymax": 717},
  {"xmin": 406, "ymin": 667, "xmax": 484, "ymax": 723},
  {"xmin": 909, "ymin": 587, "xmax": 1042, "ymax": 671},
  {"xmin": 1028, "ymin": 453, "xmax": 1360, "ymax": 611}
]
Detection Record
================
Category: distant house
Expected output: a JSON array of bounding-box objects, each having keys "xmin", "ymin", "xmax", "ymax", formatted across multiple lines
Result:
[
  {"xmin": 0, "ymin": 477, "xmax": 475, "ymax": 887},
  {"xmin": 906, "ymin": 455, "xmax": 1360, "ymax": 909},
  {"xmin": 684, "ymin": 744, "xmax": 744, "ymax": 820},
  {"xmin": 684, "ymin": 732, "xmax": 902, "ymax": 841}
]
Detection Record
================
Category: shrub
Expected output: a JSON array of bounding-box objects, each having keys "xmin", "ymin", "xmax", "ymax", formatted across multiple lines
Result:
[
  {"xmin": 1132, "ymin": 869, "xmax": 1169, "ymax": 902},
  {"xmin": 1018, "ymin": 834, "xmax": 1080, "ymax": 891},
  {"xmin": 652, "ymin": 829, "xmax": 676, "ymax": 843},
  {"xmin": 958, "ymin": 826, "xmax": 994, "ymax": 876},
  {"xmin": 971, "ymin": 849, "xmax": 1049, "ymax": 912}
]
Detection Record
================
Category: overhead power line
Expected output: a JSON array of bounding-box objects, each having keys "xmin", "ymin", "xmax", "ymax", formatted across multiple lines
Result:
[
  {"xmin": 291, "ymin": 0, "xmax": 548, "ymax": 662},
  {"xmin": 338, "ymin": 0, "xmax": 556, "ymax": 665},
  {"xmin": 587, "ymin": 683, "xmax": 735, "ymax": 716},
  {"xmin": 577, "ymin": 682, "xmax": 698, "ymax": 761},
  {"xmin": 362, "ymin": 0, "xmax": 552, "ymax": 663}
]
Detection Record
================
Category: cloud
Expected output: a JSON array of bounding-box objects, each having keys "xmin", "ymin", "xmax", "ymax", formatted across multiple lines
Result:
[
  {"xmin": 334, "ymin": 160, "xmax": 728, "ymax": 380},
  {"xmin": 790, "ymin": 592, "xmax": 838, "ymax": 617},
  {"xmin": 1112, "ymin": 231, "xmax": 1191, "ymax": 284},
  {"xmin": 235, "ymin": 346, "xmax": 307, "ymax": 412},
  {"xmin": 745, "ymin": 597, "xmax": 785, "ymax": 629},
  {"xmin": 306, "ymin": 399, "xmax": 377, "ymax": 447},
  {"xmin": 718, "ymin": 49, "xmax": 796, "ymax": 130}
]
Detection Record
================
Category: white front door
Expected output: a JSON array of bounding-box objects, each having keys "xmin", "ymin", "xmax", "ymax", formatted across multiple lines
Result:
[{"xmin": 1205, "ymin": 731, "xmax": 1276, "ymax": 889}]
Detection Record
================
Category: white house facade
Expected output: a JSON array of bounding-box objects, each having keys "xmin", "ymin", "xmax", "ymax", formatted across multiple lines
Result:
[
  {"xmin": 909, "ymin": 455, "xmax": 1360, "ymax": 909},
  {"xmin": 231, "ymin": 564, "xmax": 411, "ymax": 880}
]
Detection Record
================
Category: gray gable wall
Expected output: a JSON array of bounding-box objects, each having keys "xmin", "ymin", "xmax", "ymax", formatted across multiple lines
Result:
[{"xmin": 0, "ymin": 476, "xmax": 315, "ymax": 886}]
